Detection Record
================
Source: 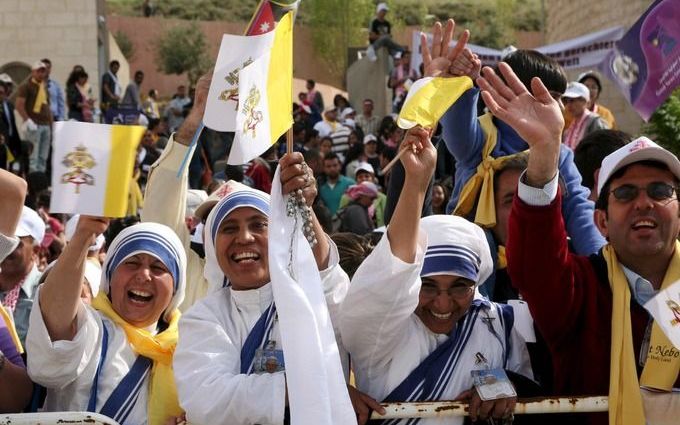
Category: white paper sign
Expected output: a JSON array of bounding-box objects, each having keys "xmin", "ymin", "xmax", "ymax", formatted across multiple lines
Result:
[
  {"xmin": 508, "ymin": 299, "xmax": 536, "ymax": 343},
  {"xmin": 203, "ymin": 31, "xmax": 274, "ymax": 132},
  {"xmin": 644, "ymin": 280, "xmax": 680, "ymax": 350}
]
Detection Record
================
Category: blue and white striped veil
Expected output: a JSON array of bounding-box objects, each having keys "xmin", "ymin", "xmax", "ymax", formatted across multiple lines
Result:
[
  {"xmin": 101, "ymin": 222, "xmax": 187, "ymax": 322},
  {"xmin": 203, "ymin": 181, "xmax": 271, "ymax": 293},
  {"xmin": 419, "ymin": 215, "xmax": 492, "ymax": 286}
]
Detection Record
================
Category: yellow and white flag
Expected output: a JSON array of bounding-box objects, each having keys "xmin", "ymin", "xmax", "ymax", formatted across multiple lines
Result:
[
  {"xmin": 204, "ymin": 31, "xmax": 275, "ymax": 132},
  {"xmin": 396, "ymin": 76, "xmax": 473, "ymax": 130},
  {"xmin": 644, "ymin": 279, "xmax": 680, "ymax": 350},
  {"xmin": 51, "ymin": 121, "xmax": 144, "ymax": 217},
  {"xmin": 229, "ymin": 11, "xmax": 293, "ymax": 165}
]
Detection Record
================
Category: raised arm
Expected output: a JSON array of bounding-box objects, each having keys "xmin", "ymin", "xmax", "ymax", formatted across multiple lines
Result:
[
  {"xmin": 38, "ymin": 216, "xmax": 108, "ymax": 341},
  {"xmin": 0, "ymin": 169, "xmax": 26, "ymax": 239}
]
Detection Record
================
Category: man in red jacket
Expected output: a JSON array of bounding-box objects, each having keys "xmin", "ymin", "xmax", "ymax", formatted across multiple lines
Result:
[{"xmin": 475, "ymin": 62, "xmax": 680, "ymax": 424}]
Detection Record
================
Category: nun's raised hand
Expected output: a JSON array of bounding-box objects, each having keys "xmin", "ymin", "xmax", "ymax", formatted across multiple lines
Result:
[
  {"xmin": 73, "ymin": 216, "xmax": 109, "ymax": 246},
  {"xmin": 399, "ymin": 126, "xmax": 437, "ymax": 190},
  {"xmin": 280, "ymin": 152, "xmax": 317, "ymax": 207}
]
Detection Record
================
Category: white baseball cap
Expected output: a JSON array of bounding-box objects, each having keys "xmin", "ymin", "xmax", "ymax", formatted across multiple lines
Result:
[
  {"xmin": 16, "ymin": 206, "xmax": 45, "ymax": 244},
  {"xmin": 377, "ymin": 2, "xmax": 389, "ymax": 13},
  {"xmin": 363, "ymin": 134, "xmax": 378, "ymax": 144},
  {"xmin": 562, "ymin": 82, "xmax": 590, "ymax": 101},
  {"xmin": 31, "ymin": 60, "xmax": 47, "ymax": 71},
  {"xmin": 355, "ymin": 162, "xmax": 375, "ymax": 177},
  {"xmin": 341, "ymin": 107, "xmax": 355, "ymax": 119},
  {"xmin": 597, "ymin": 137, "xmax": 680, "ymax": 196},
  {"xmin": 0, "ymin": 73, "xmax": 14, "ymax": 85}
]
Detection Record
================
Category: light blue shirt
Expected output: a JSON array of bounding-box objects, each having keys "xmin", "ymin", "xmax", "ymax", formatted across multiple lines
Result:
[
  {"xmin": 47, "ymin": 78, "xmax": 65, "ymax": 120},
  {"xmin": 621, "ymin": 266, "xmax": 658, "ymax": 307}
]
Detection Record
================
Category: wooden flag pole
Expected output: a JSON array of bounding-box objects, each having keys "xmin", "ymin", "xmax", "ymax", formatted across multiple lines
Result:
[
  {"xmin": 369, "ymin": 396, "xmax": 609, "ymax": 420},
  {"xmin": 286, "ymin": 127, "xmax": 294, "ymax": 155}
]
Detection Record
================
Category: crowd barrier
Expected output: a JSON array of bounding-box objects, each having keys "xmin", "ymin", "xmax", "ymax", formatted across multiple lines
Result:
[{"xmin": 0, "ymin": 412, "xmax": 120, "ymax": 425}]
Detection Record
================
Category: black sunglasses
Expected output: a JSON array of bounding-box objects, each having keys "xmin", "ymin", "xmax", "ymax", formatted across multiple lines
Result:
[{"xmin": 609, "ymin": 182, "xmax": 678, "ymax": 203}]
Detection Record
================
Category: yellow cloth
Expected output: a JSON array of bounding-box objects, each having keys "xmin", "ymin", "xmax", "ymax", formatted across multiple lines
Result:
[
  {"xmin": 497, "ymin": 245, "xmax": 507, "ymax": 270},
  {"xmin": 4, "ymin": 145, "xmax": 15, "ymax": 164},
  {"xmin": 127, "ymin": 169, "xmax": 144, "ymax": 217},
  {"xmin": 0, "ymin": 304, "xmax": 23, "ymax": 354},
  {"xmin": 31, "ymin": 78, "xmax": 48, "ymax": 115},
  {"xmin": 92, "ymin": 293, "xmax": 183, "ymax": 425},
  {"xmin": 603, "ymin": 243, "xmax": 680, "ymax": 425},
  {"xmin": 396, "ymin": 76, "xmax": 473, "ymax": 129},
  {"xmin": 453, "ymin": 113, "xmax": 526, "ymax": 228}
]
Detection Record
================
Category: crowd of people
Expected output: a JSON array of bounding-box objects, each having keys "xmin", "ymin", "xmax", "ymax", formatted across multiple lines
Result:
[{"xmin": 0, "ymin": 8, "xmax": 675, "ymax": 425}]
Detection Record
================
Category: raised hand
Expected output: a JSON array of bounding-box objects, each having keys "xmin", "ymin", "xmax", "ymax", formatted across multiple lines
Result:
[
  {"xmin": 74, "ymin": 216, "xmax": 109, "ymax": 243},
  {"xmin": 399, "ymin": 126, "xmax": 437, "ymax": 190},
  {"xmin": 450, "ymin": 48, "xmax": 481, "ymax": 80},
  {"xmin": 421, "ymin": 19, "xmax": 469, "ymax": 78},
  {"xmin": 476, "ymin": 62, "xmax": 564, "ymax": 186},
  {"xmin": 279, "ymin": 152, "xmax": 317, "ymax": 208}
]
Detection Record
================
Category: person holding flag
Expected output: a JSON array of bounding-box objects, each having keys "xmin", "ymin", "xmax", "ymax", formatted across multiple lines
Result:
[{"xmin": 26, "ymin": 218, "xmax": 187, "ymax": 425}]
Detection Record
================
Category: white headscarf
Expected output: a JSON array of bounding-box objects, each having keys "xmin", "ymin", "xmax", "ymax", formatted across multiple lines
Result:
[{"xmin": 101, "ymin": 222, "xmax": 186, "ymax": 322}]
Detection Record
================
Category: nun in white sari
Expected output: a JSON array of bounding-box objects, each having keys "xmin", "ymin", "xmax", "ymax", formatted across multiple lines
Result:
[{"xmin": 339, "ymin": 127, "xmax": 533, "ymax": 424}]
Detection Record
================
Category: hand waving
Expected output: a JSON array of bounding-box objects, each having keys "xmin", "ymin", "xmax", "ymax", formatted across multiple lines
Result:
[
  {"xmin": 421, "ymin": 20, "xmax": 470, "ymax": 78},
  {"xmin": 399, "ymin": 126, "xmax": 437, "ymax": 189}
]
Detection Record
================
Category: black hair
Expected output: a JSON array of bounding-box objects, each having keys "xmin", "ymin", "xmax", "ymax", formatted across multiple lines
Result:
[
  {"xmin": 497, "ymin": 50, "xmax": 567, "ymax": 95},
  {"xmin": 41, "ymin": 58, "xmax": 51, "ymax": 66},
  {"xmin": 109, "ymin": 60, "xmax": 120, "ymax": 68},
  {"xmin": 307, "ymin": 79, "xmax": 315, "ymax": 87},
  {"xmin": 135, "ymin": 70, "xmax": 144, "ymax": 78},
  {"xmin": 574, "ymin": 130, "xmax": 631, "ymax": 192},
  {"xmin": 595, "ymin": 160, "xmax": 677, "ymax": 211},
  {"xmin": 324, "ymin": 151, "xmax": 340, "ymax": 162},
  {"xmin": 493, "ymin": 153, "xmax": 529, "ymax": 193},
  {"xmin": 578, "ymin": 72, "xmax": 602, "ymax": 93}
]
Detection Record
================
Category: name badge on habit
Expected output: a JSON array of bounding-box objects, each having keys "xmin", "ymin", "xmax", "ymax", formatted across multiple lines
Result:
[
  {"xmin": 253, "ymin": 341, "xmax": 285, "ymax": 374},
  {"xmin": 471, "ymin": 368, "xmax": 517, "ymax": 401}
]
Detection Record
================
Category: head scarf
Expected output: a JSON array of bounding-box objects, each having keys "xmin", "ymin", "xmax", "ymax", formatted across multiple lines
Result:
[
  {"xmin": 419, "ymin": 215, "xmax": 492, "ymax": 286},
  {"xmin": 346, "ymin": 181, "xmax": 379, "ymax": 201},
  {"xmin": 101, "ymin": 222, "xmax": 186, "ymax": 322},
  {"xmin": 203, "ymin": 181, "xmax": 270, "ymax": 292}
]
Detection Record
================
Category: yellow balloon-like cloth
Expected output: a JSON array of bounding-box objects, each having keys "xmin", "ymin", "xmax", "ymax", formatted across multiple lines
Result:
[
  {"xmin": 603, "ymin": 243, "xmax": 680, "ymax": 425},
  {"xmin": 92, "ymin": 293, "xmax": 183, "ymax": 425},
  {"xmin": 453, "ymin": 113, "xmax": 527, "ymax": 228},
  {"xmin": 396, "ymin": 76, "xmax": 473, "ymax": 130}
]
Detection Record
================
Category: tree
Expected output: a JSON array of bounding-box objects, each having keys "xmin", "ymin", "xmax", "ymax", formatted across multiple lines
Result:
[
  {"xmin": 155, "ymin": 21, "xmax": 210, "ymax": 87},
  {"xmin": 643, "ymin": 88, "xmax": 680, "ymax": 157},
  {"xmin": 307, "ymin": 0, "xmax": 374, "ymax": 76}
]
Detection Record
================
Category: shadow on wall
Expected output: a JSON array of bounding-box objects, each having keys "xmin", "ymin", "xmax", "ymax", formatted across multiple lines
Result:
[{"xmin": 0, "ymin": 61, "xmax": 31, "ymax": 95}]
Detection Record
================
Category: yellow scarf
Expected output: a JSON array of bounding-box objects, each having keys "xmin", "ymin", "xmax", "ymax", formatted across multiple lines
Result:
[
  {"xmin": 127, "ymin": 169, "xmax": 144, "ymax": 217},
  {"xmin": 453, "ymin": 114, "xmax": 526, "ymax": 228},
  {"xmin": 31, "ymin": 78, "xmax": 48, "ymax": 115},
  {"xmin": 497, "ymin": 245, "xmax": 507, "ymax": 270},
  {"xmin": 603, "ymin": 243, "xmax": 680, "ymax": 425},
  {"xmin": 0, "ymin": 304, "xmax": 22, "ymax": 354},
  {"xmin": 92, "ymin": 293, "xmax": 183, "ymax": 425}
]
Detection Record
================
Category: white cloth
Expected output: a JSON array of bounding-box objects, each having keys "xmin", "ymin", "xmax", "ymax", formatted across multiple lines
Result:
[
  {"xmin": 339, "ymin": 234, "xmax": 533, "ymax": 425},
  {"xmin": 268, "ymin": 166, "xmax": 356, "ymax": 425},
  {"xmin": 174, "ymin": 243, "xmax": 350, "ymax": 425},
  {"xmin": 313, "ymin": 120, "xmax": 334, "ymax": 138},
  {"xmin": 26, "ymin": 289, "xmax": 149, "ymax": 424}
]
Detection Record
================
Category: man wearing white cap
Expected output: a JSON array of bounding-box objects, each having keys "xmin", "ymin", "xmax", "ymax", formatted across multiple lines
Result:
[
  {"xmin": 340, "ymin": 162, "xmax": 386, "ymax": 227},
  {"xmin": 366, "ymin": 2, "xmax": 404, "ymax": 61},
  {"xmin": 0, "ymin": 206, "xmax": 45, "ymax": 344},
  {"xmin": 480, "ymin": 62, "xmax": 680, "ymax": 424},
  {"xmin": 341, "ymin": 127, "xmax": 530, "ymax": 424},
  {"xmin": 15, "ymin": 60, "xmax": 52, "ymax": 173},
  {"xmin": 561, "ymin": 81, "xmax": 608, "ymax": 150}
]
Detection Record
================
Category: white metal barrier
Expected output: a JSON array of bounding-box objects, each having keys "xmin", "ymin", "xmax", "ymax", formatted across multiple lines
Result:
[{"xmin": 0, "ymin": 412, "xmax": 120, "ymax": 425}]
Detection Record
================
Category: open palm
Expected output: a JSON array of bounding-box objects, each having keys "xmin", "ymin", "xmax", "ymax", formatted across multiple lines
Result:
[
  {"xmin": 477, "ymin": 63, "xmax": 564, "ymax": 150},
  {"xmin": 421, "ymin": 20, "xmax": 469, "ymax": 78}
]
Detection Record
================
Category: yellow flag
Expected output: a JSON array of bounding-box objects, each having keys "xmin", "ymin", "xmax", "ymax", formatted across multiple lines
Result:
[{"xmin": 397, "ymin": 76, "xmax": 473, "ymax": 129}]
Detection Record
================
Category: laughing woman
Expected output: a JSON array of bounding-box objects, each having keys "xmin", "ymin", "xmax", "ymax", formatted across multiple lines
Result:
[{"xmin": 26, "ymin": 217, "xmax": 186, "ymax": 425}]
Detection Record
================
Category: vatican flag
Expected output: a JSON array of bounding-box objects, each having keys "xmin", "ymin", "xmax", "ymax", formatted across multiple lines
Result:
[
  {"xmin": 396, "ymin": 76, "xmax": 474, "ymax": 130},
  {"xmin": 229, "ymin": 11, "xmax": 293, "ymax": 165},
  {"xmin": 50, "ymin": 121, "xmax": 145, "ymax": 217}
]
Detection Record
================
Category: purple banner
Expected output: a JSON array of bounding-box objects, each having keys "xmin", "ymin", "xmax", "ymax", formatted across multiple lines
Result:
[
  {"xmin": 103, "ymin": 108, "xmax": 141, "ymax": 125},
  {"xmin": 600, "ymin": 0, "xmax": 680, "ymax": 121}
]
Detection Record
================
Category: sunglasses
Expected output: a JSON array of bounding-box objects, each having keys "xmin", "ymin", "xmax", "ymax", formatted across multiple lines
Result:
[{"xmin": 609, "ymin": 182, "xmax": 678, "ymax": 203}]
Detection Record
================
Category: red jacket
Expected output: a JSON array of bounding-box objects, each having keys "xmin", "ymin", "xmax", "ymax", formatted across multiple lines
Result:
[{"xmin": 507, "ymin": 191, "xmax": 680, "ymax": 425}]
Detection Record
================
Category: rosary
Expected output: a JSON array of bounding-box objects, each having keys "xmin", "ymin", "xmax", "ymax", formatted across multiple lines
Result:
[{"xmin": 285, "ymin": 162, "xmax": 317, "ymax": 277}]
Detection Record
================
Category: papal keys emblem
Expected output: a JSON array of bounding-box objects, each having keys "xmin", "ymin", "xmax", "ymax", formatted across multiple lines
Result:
[
  {"xmin": 61, "ymin": 144, "xmax": 96, "ymax": 193},
  {"xmin": 242, "ymin": 85, "xmax": 263, "ymax": 138}
]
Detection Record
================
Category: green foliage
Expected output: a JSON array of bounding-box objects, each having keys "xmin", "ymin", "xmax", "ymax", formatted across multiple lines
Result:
[
  {"xmin": 307, "ymin": 0, "xmax": 374, "ymax": 75},
  {"xmin": 114, "ymin": 30, "xmax": 135, "ymax": 60},
  {"xmin": 391, "ymin": 0, "xmax": 428, "ymax": 26},
  {"xmin": 643, "ymin": 88, "xmax": 680, "ymax": 157},
  {"xmin": 155, "ymin": 21, "xmax": 211, "ymax": 86}
]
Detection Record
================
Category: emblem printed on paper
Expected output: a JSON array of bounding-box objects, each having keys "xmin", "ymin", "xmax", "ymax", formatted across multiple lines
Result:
[
  {"xmin": 242, "ymin": 85, "xmax": 263, "ymax": 138},
  {"xmin": 61, "ymin": 144, "xmax": 96, "ymax": 193},
  {"xmin": 218, "ymin": 57, "xmax": 254, "ymax": 110}
]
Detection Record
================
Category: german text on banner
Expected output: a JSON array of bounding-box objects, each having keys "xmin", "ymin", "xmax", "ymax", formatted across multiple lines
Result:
[
  {"xmin": 269, "ymin": 166, "xmax": 357, "ymax": 425},
  {"xmin": 50, "ymin": 121, "xmax": 145, "ymax": 217},
  {"xmin": 397, "ymin": 76, "xmax": 473, "ymax": 130},
  {"xmin": 229, "ymin": 12, "xmax": 293, "ymax": 165},
  {"xmin": 644, "ymin": 280, "xmax": 680, "ymax": 350},
  {"xmin": 204, "ymin": 31, "xmax": 275, "ymax": 132},
  {"xmin": 600, "ymin": 0, "xmax": 680, "ymax": 121}
]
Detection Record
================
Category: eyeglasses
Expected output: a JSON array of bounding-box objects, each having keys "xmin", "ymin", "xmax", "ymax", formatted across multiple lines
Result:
[
  {"xmin": 420, "ymin": 284, "xmax": 474, "ymax": 300},
  {"xmin": 609, "ymin": 182, "xmax": 678, "ymax": 203}
]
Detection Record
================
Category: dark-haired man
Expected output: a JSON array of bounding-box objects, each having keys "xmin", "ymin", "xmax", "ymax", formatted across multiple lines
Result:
[
  {"xmin": 101, "ymin": 60, "xmax": 121, "ymax": 111},
  {"xmin": 478, "ymin": 59, "xmax": 680, "ymax": 424},
  {"xmin": 423, "ymin": 19, "xmax": 604, "ymax": 256},
  {"xmin": 122, "ymin": 70, "xmax": 144, "ymax": 110},
  {"xmin": 319, "ymin": 152, "xmax": 354, "ymax": 216},
  {"xmin": 573, "ymin": 129, "xmax": 631, "ymax": 201}
]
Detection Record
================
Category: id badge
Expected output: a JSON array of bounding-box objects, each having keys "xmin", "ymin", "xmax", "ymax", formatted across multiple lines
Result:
[
  {"xmin": 471, "ymin": 368, "xmax": 517, "ymax": 401},
  {"xmin": 253, "ymin": 341, "xmax": 285, "ymax": 374}
]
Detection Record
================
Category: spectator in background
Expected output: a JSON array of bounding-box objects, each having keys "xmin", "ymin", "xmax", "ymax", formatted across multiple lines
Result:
[
  {"xmin": 341, "ymin": 107, "xmax": 357, "ymax": 129},
  {"xmin": 389, "ymin": 51, "xmax": 419, "ymax": 113},
  {"xmin": 338, "ymin": 182, "xmax": 379, "ymax": 235},
  {"xmin": 100, "ymin": 60, "xmax": 121, "ymax": 112},
  {"xmin": 143, "ymin": 89, "xmax": 160, "ymax": 119},
  {"xmin": 166, "ymin": 85, "xmax": 191, "ymax": 132},
  {"xmin": 333, "ymin": 94, "xmax": 351, "ymax": 117},
  {"xmin": 42, "ymin": 59, "xmax": 65, "ymax": 121},
  {"xmin": 306, "ymin": 79, "xmax": 324, "ymax": 113},
  {"xmin": 319, "ymin": 152, "xmax": 355, "ymax": 216},
  {"xmin": 66, "ymin": 69, "xmax": 94, "ymax": 122},
  {"xmin": 15, "ymin": 60, "xmax": 52, "ymax": 174},
  {"xmin": 431, "ymin": 181, "xmax": 450, "ymax": 214},
  {"xmin": 319, "ymin": 136, "xmax": 333, "ymax": 157},
  {"xmin": 339, "ymin": 162, "xmax": 387, "ymax": 228},
  {"xmin": 378, "ymin": 116, "xmax": 402, "ymax": 150},
  {"xmin": 574, "ymin": 71, "xmax": 616, "ymax": 129},
  {"xmin": 356, "ymin": 98, "xmax": 380, "ymax": 137},
  {"xmin": 366, "ymin": 2, "xmax": 404, "ymax": 61},
  {"xmin": 314, "ymin": 108, "xmax": 352, "ymax": 161},
  {"xmin": 245, "ymin": 145, "xmax": 277, "ymax": 194},
  {"xmin": 0, "ymin": 82, "xmax": 20, "ymax": 171},
  {"xmin": 122, "ymin": 70, "xmax": 144, "ymax": 110},
  {"xmin": 573, "ymin": 129, "xmax": 631, "ymax": 201},
  {"xmin": 562, "ymin": 81, "xmax": 609, "ymax": 150}
]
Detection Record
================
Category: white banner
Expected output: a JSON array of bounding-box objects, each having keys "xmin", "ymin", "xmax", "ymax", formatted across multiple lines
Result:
[{"xmin": 410, "ymin": 26, "xmax": 625, "ymax": 74}]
